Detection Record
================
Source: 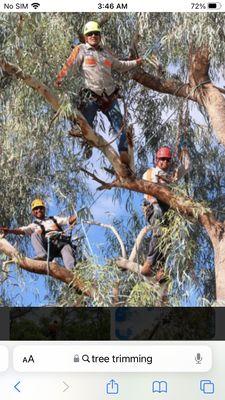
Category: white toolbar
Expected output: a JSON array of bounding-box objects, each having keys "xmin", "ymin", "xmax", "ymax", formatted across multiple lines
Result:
[{"xmin": 13, "ymin": 345, "xmax": 212, "ymax": 372}]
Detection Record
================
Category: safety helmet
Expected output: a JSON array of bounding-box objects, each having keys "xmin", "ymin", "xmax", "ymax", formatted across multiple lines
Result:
[
  {"xmin": 156, "ymin": 146, "xmax": 172, "ymax": 159},
  {"xmin": 83, "ymin": 21, "xmax": 101, "ymax": 36},
  {"xmin": 31, "ymin": 198, "xmax": 45, "ymax": 211}
]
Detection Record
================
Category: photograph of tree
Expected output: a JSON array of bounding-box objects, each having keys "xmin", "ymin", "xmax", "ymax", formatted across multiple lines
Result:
[{"xmin": 0, "ymin": 13, "xmax": 224, "ymax": 307}]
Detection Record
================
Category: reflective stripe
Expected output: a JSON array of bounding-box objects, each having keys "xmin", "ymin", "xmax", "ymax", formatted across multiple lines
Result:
[
  {"xmin": 56, "ymin": 45, "xmax": 80, "ymax": 82},
  {"xmin": 144, "ymin": 168, "xmax": 157, "ymax": 203},
  {"xmin": 103, "ymin": 59, "xmax": 112, "ymax": 68},
  {"xmin": 84, "ymin": 56, "xmax": 97, "ymax": 66}
]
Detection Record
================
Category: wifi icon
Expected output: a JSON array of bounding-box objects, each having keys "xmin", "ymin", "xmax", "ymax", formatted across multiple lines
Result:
[{"xmin": 31, "ymin": 2, "xmax": 40, "ymax": 9}]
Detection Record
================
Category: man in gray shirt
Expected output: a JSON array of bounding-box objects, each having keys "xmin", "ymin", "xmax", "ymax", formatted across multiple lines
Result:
[{"xmin": 55, "ymin": 20, "xmax": 142, "ymax": 166}]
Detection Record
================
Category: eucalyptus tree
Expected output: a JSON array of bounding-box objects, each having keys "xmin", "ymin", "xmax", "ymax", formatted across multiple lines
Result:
[{"xmin": 0, "ymin": 12, "xmax": 224, "ymax": 306}]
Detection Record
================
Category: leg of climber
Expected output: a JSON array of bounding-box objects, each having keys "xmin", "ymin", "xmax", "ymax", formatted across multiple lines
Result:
[
  {"xmin": 60, "ymin": 244, "xmax": 76, "ymax": 269},
  {"xmin": 79, "ymin": 100, "xmax": 99, "ymax": 158},
  {"xmin": 140, "ymin": 234, "xmax": 159, "ymax": 276},
  {"xmin": 31, "ymin": 232, "xmax": 48, "ymax": 260},
  {"xmin": 80, "ymin": 99, "xmax": 99, "ymax": 128},
  {"xmin": 104, "ymin": 99, "xmax": 130, "ymax": 166}
]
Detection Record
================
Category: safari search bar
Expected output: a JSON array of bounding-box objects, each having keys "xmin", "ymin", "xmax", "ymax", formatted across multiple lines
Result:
[{"xmin": 13, "ymin": 345, "xmax": 212, "ymax": 372}]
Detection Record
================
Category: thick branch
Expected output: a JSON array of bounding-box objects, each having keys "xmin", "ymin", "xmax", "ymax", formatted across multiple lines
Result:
[
  {"xmin": 85, "ymin": 221, "xmax": 127, "ymax": 258},
  {"xmin": 132, "ymin": 69, "xmax": 198, "ymax": 102},
  {"xmin": 0, "ymin": 58, "xmax": 60, "ymax": 111},
  {"xmin": 129, "ymin": 225, "xmax": 152, "ymax": 262},
  {"xmin": 117, "ymin": 257, "xmax": 140, "ymax": 273},
  {"xmin": 188, "ymin": 48, "xmax": 225, "ymax": 146},
  {"xmin": 0, "ymin": 238, "xmax": 95, "ymax": 297}
]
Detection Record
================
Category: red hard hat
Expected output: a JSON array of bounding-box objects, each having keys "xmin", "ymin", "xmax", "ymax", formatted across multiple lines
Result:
[{"xmin": 156, "ymin": 146, "xmax": 172, "ymax": 159}]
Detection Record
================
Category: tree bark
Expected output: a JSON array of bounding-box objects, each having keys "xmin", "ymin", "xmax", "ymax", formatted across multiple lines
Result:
[
  {"xmin": 0, "ymin": 237, "xmax": 95, "ymax": 298},
  {"xmin": 189, "ymin": 47, "xmax": 225, "ymax": 147}
]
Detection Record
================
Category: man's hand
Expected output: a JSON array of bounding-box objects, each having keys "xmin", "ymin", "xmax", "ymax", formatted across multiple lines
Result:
[
  {"xmin": 136, "ymin": 58, "xmax": 143, "ymax": 65},
  {"xmin": 54, "ymin": 80, "xmax": 62, "ymax": 89}
]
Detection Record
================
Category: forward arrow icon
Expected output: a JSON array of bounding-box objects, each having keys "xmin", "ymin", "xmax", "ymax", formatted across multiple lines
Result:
[{"xmin": 62, "ymin": 381, "xmax": 70, "ymax": 392}]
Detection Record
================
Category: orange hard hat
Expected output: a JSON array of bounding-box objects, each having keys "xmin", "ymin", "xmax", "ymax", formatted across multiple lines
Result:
[{"xmin": 156, "ymin": 146, "xmax": 172, "ymax": 159}]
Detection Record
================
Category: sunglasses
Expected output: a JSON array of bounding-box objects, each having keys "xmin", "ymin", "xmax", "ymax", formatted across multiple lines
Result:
[
  {"xmin": 33, "ymin": 206, "xmax": 45, "ymax": 211},
  {"xmin": 158, "ymin": 158, "xmax": 171, "ymax": 162},
  {"xmin": 87, "ymin": 31, "xmax": 100, "ymax": 37}
]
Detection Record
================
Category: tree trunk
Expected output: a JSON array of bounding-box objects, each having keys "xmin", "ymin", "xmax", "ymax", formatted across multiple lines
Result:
[
  {"xmin": 213, "ymin": 234, "xmax": 225, "ymax": 302},
  {"xmin": 189, "ymin": 48, "xmax": 225, "ymax": 147}
]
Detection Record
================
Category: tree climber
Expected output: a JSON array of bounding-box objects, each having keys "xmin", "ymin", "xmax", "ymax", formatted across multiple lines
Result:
[
  {"xmin": 0, "ymin": 199, "xmax": 77, "ymax": 270},
  {"xmin": 55, "ymin": 20, "xmax": 142, "ymax": 166},
  {"xmin": 141, "ymin": 146, "xmax": 190, "ymax": 279}
]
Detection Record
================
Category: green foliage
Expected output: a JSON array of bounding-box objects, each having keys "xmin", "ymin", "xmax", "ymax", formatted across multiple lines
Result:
[{"xmin": 127, "ymin": 281, "xmax": 162, "ymax": 307}]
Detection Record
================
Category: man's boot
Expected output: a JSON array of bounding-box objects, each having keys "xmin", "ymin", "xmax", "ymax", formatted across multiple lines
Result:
[{"xmin": 140, "ymin": 259, "xmax": 153, "ymax": 276}]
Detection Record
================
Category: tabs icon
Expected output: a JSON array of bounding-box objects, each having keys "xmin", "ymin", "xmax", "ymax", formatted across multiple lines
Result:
[{"xmin": 152, "ymin": 380, "xmax": 168, "ymax": 393}]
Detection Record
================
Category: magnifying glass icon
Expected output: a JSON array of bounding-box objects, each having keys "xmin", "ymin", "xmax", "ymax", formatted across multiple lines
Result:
[{"xmin": 82, "ymin": 354, "xmax": 90, "ymax": 363}]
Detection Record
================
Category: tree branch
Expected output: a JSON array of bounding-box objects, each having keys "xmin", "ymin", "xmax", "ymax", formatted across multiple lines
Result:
[
  {"xmin": 0, "ymin": 238, "xmax": 95, "ymax": 297},
  {"xmin": 117, "ymin": 257, "xmax": 140, "ymax": 273},
  {"xmin": 129, "ymin": 225, "xmax": 152, "ymax": 262},
  {"xmin": 84, "ymin": 221, "xmax": 127, "ymax": 259},
  {"xmin": 80, "ymin": 168, "xmax": 114, "ymax": 188},
  {"xmin": 0, "ymin": 58, "xmax": 133, "ymax": 179},
  {"xmin": 132, "ymin": 70, "xmax": 198, "ymax": 102}
]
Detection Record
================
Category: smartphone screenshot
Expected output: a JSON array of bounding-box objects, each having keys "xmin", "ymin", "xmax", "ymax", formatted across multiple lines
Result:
[{"xmin": 0, "ymin": 0, "xmax": 224, "ymax": 398}]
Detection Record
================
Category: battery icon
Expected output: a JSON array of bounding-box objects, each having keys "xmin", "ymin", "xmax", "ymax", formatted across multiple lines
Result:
[{"xmin": 208, "ymin": 2, "xmax": 222, "ymax": 8}]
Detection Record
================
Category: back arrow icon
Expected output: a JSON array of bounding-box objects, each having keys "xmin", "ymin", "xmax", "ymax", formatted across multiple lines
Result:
[
  {"xmin": 14, "ymin": 381, "xmax": 21, "ymax": 392},
  {"xmin": 62, "ymin": 381, "xmax": 70, "ymax": 392}
]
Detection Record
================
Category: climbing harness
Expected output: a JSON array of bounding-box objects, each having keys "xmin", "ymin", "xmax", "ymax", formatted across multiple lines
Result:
[{"xmin": 34, "ymin": 217, "xmax": 77, "ymax": 274}]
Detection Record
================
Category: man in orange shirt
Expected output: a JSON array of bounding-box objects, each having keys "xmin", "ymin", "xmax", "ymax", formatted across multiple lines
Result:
[{"xmin": 55, "ymin": 21, "xmax": 142, "ymax": 166}]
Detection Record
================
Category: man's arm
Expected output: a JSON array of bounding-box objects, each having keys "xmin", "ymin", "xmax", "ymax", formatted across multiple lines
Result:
[
  {"xmin": 55, "ymin": 45, "xmax": 82, "ymax": 87},
  {"xmin": 111, "ymin": 55, "xmax": 142, "ymax": 73},
  {"xmin": 54, "ymin": 214, "xmax": 77, "ymax": 227},
  {"xmin": 0, "ymin": 227, "xmax": 26, "ymax": 236}
]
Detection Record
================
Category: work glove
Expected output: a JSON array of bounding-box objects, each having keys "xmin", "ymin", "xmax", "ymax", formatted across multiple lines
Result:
[{"xmin": 54, "ymin": 80, "xmax": 62, "ymax": 89}]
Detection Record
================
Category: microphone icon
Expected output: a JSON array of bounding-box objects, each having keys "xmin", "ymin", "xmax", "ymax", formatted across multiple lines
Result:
[{"xmin": 195, "ymin": 353, "xmax": 202, "ymax": 364}]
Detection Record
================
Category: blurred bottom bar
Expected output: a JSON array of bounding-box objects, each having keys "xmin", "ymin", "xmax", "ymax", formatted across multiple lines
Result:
[{"xmin": 0, "ymin": 307, "xmax": 221, "ymax": 340}]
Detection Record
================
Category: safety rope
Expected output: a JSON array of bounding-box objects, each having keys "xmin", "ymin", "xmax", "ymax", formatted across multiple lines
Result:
[
  {"xmin": 46, "ymin": 236, "xmax": 51, "ymax": 275},
  {"xmin": 81, "ymin": 219, "xmax": 94, "ymax": 257}
]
